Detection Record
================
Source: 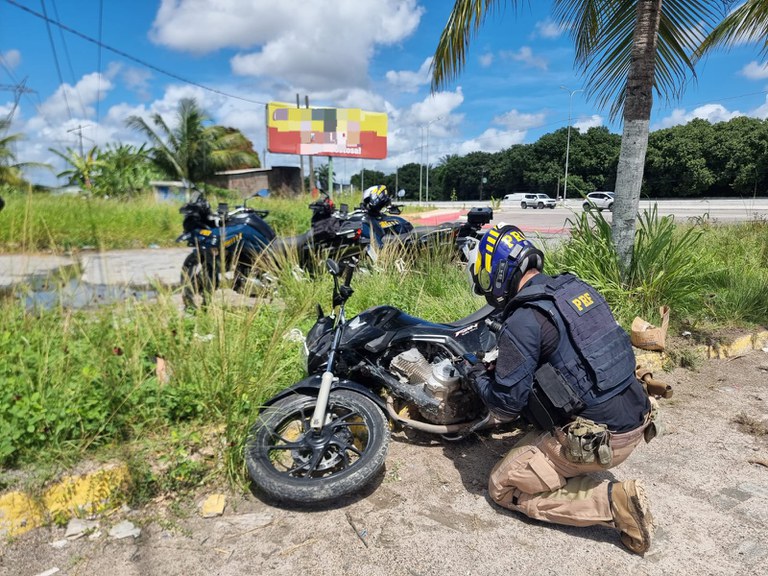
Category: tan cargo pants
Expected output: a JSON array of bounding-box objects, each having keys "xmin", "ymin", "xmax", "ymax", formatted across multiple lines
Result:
[{"xmin": 488, "ymin": 423, "xmax": 647, "ymax": 527}]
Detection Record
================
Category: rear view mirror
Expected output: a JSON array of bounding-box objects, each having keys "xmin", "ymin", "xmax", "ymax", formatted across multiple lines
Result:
[{"xmin": 326, "ymin": 259, "xmax": 340, "ymax": 277}]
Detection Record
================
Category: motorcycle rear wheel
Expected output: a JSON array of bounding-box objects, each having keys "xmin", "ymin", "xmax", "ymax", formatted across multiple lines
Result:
[
  {"xmin": 180, "ymin": 251, "xmax": 219, "ymax": 309},
  {"xmin": 245, "ymin": 390, "xmax": 390, "ymax": 505}
]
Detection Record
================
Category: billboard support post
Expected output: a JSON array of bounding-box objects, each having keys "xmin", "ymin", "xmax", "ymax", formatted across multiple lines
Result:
[
  {"xmin": 297, "ymin": 94, "xmax": 305, "ymax": 194},
  {"xmin": 328, "ymin": 156, "xmax": 334, "ymax": 198},
  {"xmin": 305, "ymin": 96, "xmax": 315, "ymax": 193}
]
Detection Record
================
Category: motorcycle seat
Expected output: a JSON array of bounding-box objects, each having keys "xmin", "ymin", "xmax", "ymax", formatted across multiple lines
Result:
[
  {"xmin": 270, "ymin": 231, "xmax": 312, "ymax": 253},
  {"xmin": 443, "ymin": 304, "xmax": 496, "ymax": 328}
]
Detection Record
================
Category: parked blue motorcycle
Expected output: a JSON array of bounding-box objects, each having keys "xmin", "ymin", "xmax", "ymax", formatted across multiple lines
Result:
[{"xmin": 176, "ymin": 190, "xmax": 371, "ymax": 308}]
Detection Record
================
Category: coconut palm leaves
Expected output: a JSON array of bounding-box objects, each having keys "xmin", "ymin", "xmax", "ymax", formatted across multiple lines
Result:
[
  {"xmin": 1, "ymin": 118, "xmax": 49, "ymax": 187},
  {"xmin": 432, "ymin": 1, "xmax": 720, "ymax": 119},
  {"xmin": 698, "ymin": 0, "xmax": 768, "ymax": 57},
  {"xmin": 126, "ymin": 97, "xmax": 260, "ymax": 184}
]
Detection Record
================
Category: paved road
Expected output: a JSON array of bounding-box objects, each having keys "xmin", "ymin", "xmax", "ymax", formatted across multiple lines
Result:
[{"xmin": 0, "ymin": 198, "xmax": 765, "ymax": 292}]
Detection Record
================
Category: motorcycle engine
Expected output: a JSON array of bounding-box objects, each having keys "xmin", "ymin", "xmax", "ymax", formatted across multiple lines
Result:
[{"xmin": 389, "ymin": 347, "xmax": 479, "ymax": 424}]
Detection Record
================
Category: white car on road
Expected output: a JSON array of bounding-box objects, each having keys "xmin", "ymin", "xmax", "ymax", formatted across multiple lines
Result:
[
  {"xmin": 582, "ymin": 191, "xmax": 615, "ymax": 212},
  {"xmin": 504, "ymin": 192, "xmax": 557, "ymax": 209}
]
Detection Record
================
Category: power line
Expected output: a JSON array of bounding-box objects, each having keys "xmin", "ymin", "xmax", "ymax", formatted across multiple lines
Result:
[
  {"xmin": 4, "ymin": 0, "xmax": 267, "ymax": 107},
  {"xmin": 95, "ymin": 0, "xmax": 104, "ymax": 127},
  {"xmin": 39, "ymin": 0, "xmax": 73, "ymax": 120},
  {"xmin": 50, "ymin": 0, "xmax": 86, "ymax": 118}
]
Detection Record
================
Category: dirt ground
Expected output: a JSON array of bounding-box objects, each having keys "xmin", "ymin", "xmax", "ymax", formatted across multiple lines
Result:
[{"xmin": 2, "ymin": 348, "xmax": 767, "ymax": 576}]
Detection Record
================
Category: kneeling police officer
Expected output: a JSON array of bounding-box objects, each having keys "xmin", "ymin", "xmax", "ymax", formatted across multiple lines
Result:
[{"xmin": 467, "ymin": 223, "xmax": 658, "ymax": 555}]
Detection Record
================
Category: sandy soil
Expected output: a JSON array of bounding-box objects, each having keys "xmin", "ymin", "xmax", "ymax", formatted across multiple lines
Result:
[{"xmin": 2, "ymin": 349, "xmax": 767, "ymax": 576}]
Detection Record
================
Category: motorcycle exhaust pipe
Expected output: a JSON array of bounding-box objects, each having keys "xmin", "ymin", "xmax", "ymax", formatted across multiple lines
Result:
[{"xmin": 385, "ymin": 398, "xmax": 485, "ymax": 435}]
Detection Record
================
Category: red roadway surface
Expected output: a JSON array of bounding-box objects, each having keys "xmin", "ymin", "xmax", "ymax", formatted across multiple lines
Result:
[{"xmin": 409, "ymin": 209, "xmax": 568, "ymax": 235}]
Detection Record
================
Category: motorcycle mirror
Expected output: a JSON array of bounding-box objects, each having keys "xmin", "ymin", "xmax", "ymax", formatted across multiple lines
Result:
[
  {"xmin": 326, "ymin": 259, "xmax": 340, "ymax": 277},
  {"xmin": 217, "ymin": 202, "xmax": 229, "ymax": 215},
  {"xmin": 397, "ymin": 189, "xmax": 406, "ymax": 198},
  {"xmin": 256, "ymin": 188, "xmax": 270, "ymax": 198}
]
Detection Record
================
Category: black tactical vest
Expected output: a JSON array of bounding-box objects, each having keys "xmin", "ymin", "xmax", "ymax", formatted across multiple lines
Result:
[{"xmin": 509, "ymin": 274, "xmax": 636, "ymax": 407}]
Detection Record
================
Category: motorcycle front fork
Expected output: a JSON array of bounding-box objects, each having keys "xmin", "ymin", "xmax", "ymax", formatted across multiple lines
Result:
[{"xmin": 310, "ymin": 370, "xmax": 336, "ymax": 430}]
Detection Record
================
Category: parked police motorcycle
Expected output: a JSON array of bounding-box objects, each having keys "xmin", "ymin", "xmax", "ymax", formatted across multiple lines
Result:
[
  {"xmin": 348, "ymin": 185, "xmax": 492, "ymax": 259},
  {"xmin": 244, "ymin": 257, "xmax": 505, "ymax": 505},
  {"xmin": 176, "ymin": 190, "xmax": 370, "ymax": 308}
]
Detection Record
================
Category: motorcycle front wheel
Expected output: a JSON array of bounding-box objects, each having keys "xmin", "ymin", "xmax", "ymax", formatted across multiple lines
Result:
[
  {"xmin": 180, "ymin": 251, "xmax": 219, "ymax": 309},
  {"xmin": 245, "ymin": 390, "xmax": 390, "ymax": 505}
]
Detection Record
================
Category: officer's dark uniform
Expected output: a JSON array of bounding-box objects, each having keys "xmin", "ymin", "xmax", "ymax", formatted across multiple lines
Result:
[{"xmin": 478, "ymin": 272, "xmax": 653, "ymax": 529}]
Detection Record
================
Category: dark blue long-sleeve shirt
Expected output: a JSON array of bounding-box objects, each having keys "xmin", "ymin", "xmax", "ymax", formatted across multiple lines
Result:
[{"xmin": 473, "ymin": 275, "xmax": 649, "ymax": 433}]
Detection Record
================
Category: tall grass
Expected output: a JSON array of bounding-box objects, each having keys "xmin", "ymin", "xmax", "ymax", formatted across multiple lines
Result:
[
  {"xmin": 3, "ymin": 198, "xmax": 766, "ymax": 491},
  {"xmin": 549, "ymin": 208, "xmax": 768, "ymax": 329},
  {"xmin": 0, "ymin": 241, "xmax": 478, "ymax": 487},
  {"xmin": 0, "ymin": 190, "xmax": 365, "ymax": 253}
]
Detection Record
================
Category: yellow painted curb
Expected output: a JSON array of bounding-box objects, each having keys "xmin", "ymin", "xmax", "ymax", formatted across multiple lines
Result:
[
  {"xmin": 634, "ymin": 329, "xmax": 768, "ymax": 369},
  {"xmin": 0, "ymin": 463, "xmax": 130, "ymax": 538},
  {"xmin": 707, "ymin": 330, "xmax": 768, "ymax": 359},
  {"xmin": 0, "ymin": 491, "xmax": 45, "ymax": 538}
]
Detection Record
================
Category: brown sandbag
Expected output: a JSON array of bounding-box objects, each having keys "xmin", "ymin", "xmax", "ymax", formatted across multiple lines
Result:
[{"xmin": 631, "ymin": 305, "xmax": 670, "ymax": 351}]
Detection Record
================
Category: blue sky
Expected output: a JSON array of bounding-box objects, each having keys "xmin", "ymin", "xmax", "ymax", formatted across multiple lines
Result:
[{"xmin": 2, "ymin": 0, "xmax": 768, "ymax": 187}]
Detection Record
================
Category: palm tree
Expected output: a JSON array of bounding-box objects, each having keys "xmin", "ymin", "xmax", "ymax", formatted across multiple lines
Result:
[
  {"xmin": 697, "ymin": 1, "xmax": 768, "ymax": 59},
  {"xmin": 431, "ymin": 0, "xmax": 720, "ymax": 273},
  {"xmin": 1, "ymin": 118, "xmax": 48, "ymax": 187},
  {"xmin": 49, "ymin": 145, "xmax": 102, "ymax": 191},
  {"xmin": 126, "ymin": 98, "xmax": 260, "ymax": 185}
]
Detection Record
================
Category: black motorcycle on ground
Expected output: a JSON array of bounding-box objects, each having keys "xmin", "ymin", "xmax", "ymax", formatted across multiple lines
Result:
[
  {"xmin": 244, "ymin": 257, "xmax": 505, "ymax": 505},
  {"xmin": 177, "ymin": 191, "xmax": 369, "ymax": 308}
]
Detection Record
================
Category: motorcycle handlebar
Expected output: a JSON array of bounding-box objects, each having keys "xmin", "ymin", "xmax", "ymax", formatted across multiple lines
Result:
[{"xmin": 343, "ymin": 260, "xmax": 356, "ymax": 287}]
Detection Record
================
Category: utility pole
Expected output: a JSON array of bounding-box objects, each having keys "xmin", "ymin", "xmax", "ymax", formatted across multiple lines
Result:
[
  {"xmin": 296, "ymin": 94, "xmax": 305, "ymax": 194},
  {"xmin": 305, "ymin": 95, "xmax": 315, "ymax": 193},
  {"xmin": 67, "ymin": 124, "xmax": 93, "ymax": 190},
  {"xmin": 419, "ymin": 126, "xmax": 424, "ymax": 204},
  {"xmin": 561, "ymin": 86, "xmax": 583, "ymax": 203},
  {"xmin": 0, "ymin": 78, "xmax": 35, "ymax": 130},
  {"xmin": 67, "ymin": 124, "xmax": 92, "ymax": 158}
]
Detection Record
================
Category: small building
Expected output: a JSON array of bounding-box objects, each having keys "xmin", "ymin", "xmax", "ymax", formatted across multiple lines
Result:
[
  {"xmin": 150, "ymin": 181, "xmax": 189, "ymax": 202},
  {"xmin": 207, "ymin": 166, "xmax": 302, "ymax": 197}
]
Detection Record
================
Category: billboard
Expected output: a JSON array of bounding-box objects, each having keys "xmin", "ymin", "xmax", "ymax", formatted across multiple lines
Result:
[{"xmin": 266, "ymin": 102, "xmax": 387, "ymax": 159}]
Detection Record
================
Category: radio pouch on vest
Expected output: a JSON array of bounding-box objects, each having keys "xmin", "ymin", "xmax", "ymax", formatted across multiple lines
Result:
[{"xmin": 525, "ymin": 363, "xmax": 586, "ymax": 431}]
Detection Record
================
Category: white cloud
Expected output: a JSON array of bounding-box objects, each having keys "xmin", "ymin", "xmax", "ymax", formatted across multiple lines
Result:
[
  {"xmin": 500, "ymin": 46, "xmax": 548, "ymax": 70},
  {"xmin": 479, "ymin": 53, "xmax": 494, "ymax": 68},
  {"xmin": 534, "ymin": 19, "xmax": 564, "ymax": 39},
  {"xmin": 38, "ymin": 73, "xmax": 114, "ymax": 120},
  {"xmin": 121, "ymin": 66, "xmax": 154, "ymax": 101},
  {"xmin": 458, "ymin": 128, "xmax": 526, "ymax": 155},
  {"xmin": 493, "ymin": 109, "xmax": 546, "ymax": 130},
  {"xmin": 749, "ymin": 95, "xmax": 768, "ymax": 119},
  {"xmin": 574, "ymin": 114, "xmax": 603, "ymax": 131},
  {"xmin": 407, "ymin": 88, "xmax": 464, "ymax": 126},
  {"xmin": 386, "ymin": 57, "xmax": 433, "ymax": 93},
  {"xmin": 0, "ymin": 49, "xmax": 21, "ymax": 70},
  {"xmin": 741, "ymin": 61, "xmax": 768, "ymax": 80},
  {"xmin": 151, "ymin": 0, "xmax": 424, "ymax": 91},
  {"xmin": 656, "ymin": 103, "xmax": 742, "ymax": 129}
]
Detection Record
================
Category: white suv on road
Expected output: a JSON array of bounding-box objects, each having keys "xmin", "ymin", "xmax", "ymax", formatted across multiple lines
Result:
[
  {"xmin": 583, "ymin": 191, "xmax": 614, "ymax": 212},
  {"xmin": 504, "ymin": 192, "xmax": 556, "ymax": 209}
]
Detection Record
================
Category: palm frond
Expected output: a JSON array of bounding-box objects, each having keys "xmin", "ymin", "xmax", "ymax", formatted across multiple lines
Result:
[
  {"xmin": 432, "ymin": 1, "xmax": 525, "ymax": 90},
  {"xmin": 697, "ymin": 0, "xmax": 768, "ymax": 59},
  {"xmin": 573, "ymin": 0, "xmax": 720, "ymax": 119}
]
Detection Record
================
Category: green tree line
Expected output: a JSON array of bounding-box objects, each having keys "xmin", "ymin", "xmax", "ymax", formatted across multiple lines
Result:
[{"xmin": 368, "ymin": 117, "xmax": 768, "ymax": 202}]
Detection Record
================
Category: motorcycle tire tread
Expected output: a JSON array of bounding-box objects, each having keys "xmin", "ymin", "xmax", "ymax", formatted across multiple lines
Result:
[{"xmin": 245, "ymin": 390, "xmax": 390, "ymax": 505}]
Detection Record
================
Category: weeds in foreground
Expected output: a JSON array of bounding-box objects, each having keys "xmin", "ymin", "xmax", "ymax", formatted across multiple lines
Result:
[
  {"xmin": 550, "ymin": 207, "xmax": 768, "ymax": 329},
  {"xmin": 1, "ymin": 212, "xmax": 766, "ymax": 493}
]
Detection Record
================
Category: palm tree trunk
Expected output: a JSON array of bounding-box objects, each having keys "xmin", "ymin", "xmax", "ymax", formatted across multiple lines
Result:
[{"xmin": 612, "ymin": 0, "xmax": 662, "ymax": 277}]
